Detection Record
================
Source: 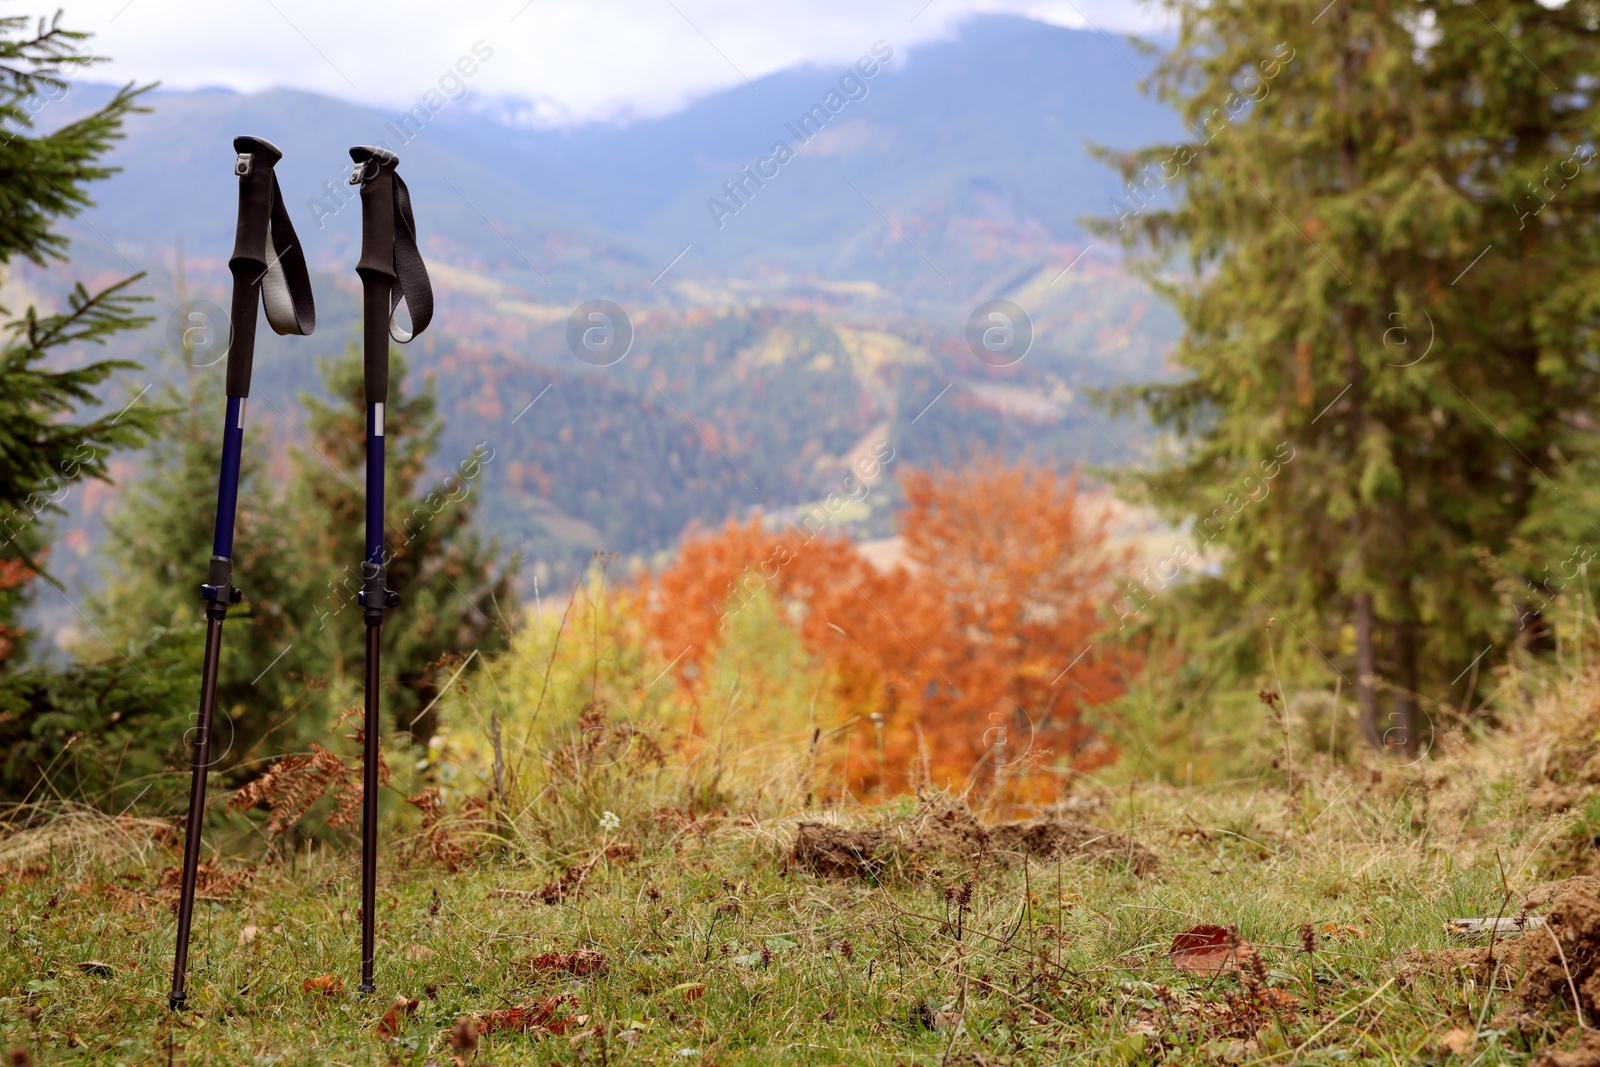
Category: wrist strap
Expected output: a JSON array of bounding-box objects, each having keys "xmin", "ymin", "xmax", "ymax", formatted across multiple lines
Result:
[
  {"xmin": 386, "ymin": 173, "xmax": 432, "ymax": 343},
  {"xmin": 260, "ymin": 170, "xmax": 317, "ymax": 337}
]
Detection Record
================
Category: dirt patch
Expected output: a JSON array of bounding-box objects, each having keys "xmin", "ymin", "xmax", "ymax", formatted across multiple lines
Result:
[
  {"xmin": 1401, "ymin": 938, "xmax": 1535, "ymax": 987},
  {"xmin": 1533, "ymin": 1030, "xmax": 1600, "ymax": 1067},
  {"xmin": 1526, "ymin": 879, "xmax": 1600, "ymax": 911},
  {"xmin": 791, "ymin": 798, "xmax": 1157, "ymax": 878},
  {"xmin": 1518, "ymin": 879, "xmax": 1600, "ymax": 1019},
  {"xmin": 1404, "ymin": 878, "xmax": 1600, "ymax": 1031}
]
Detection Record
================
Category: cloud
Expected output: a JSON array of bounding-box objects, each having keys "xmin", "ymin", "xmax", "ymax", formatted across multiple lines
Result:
[{"xmin": 57, "ymin": 0, "xmax": 1168, "ymax": 125}]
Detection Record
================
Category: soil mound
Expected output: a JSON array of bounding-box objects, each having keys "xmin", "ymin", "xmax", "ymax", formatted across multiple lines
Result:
[
  {"xmin": 1526, "ymin": 878, "xmax": 1600, "ymax": 911},
  {"xmin": 1404, "ymin": 878, "xmax": 1600, "ymax": 1036},
  {"xmin": 1533, "ymin": 1030, "xmax": 1600, "ymax": 1067},
  {"xmin": 1401, "ymin": 938, "xmax": 1533, "ymax": 987},
  {"xmin": 791, "ymin": 798, "xmax": 1157, "ymax": 878},
  {"xmin": 1517, "ymin": 878, "xmax": 1600, "ymax": 1018}
]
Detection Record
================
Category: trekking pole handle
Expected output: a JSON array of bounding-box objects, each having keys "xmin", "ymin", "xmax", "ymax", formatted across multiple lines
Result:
[
  {"xmin": 224, "ymin": 136, "xmax": 280, "ymax": 398},
  {"xmin": 351, "ymin": 145, "xmax": 399, "ymax": 407}
]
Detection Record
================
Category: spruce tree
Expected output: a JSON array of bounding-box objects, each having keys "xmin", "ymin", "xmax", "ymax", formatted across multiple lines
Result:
[
  {"xmin": 95, "ymin": 374, "xmax": 321, "ymax": 772},
  {"xmin": 291, "ymin": 347, "xmax": 514, "ymax": 741},
  {"xmin": 0, "ymin": 10, "xmax": 159, "ymax": 661},
  {"xmin": 1098, "ymin": 0, "xmax": 1600, "ymax": 746}
]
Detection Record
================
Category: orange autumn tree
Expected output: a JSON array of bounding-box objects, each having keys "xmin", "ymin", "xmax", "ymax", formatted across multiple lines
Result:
[
  {"xmin": 635, "ymin": 514, "xmax": 922, "ymax": 736},
  {"xmin": 634, "ymin": 456, "xmax": 1136, "ymax": 797},
  {"xmin": 896, "ymin": 460, "xmax": 1135, "ymax": 790}
]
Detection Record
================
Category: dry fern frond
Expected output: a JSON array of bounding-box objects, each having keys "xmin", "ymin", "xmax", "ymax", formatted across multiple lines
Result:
[
  {"xmin": 401, "ymin": 787, "xmax": 494, "ymax": 872},
  {"xmin": 229, "ymin": 743, "xmax": 388, "ymax": 835}
]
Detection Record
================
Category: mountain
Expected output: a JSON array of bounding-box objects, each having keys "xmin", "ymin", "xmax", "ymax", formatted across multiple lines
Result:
[
  {"xmin": 11, "ymin": 14, "xmax": 1183, "ymax": 647},
  {"xmin": 47, "ymin": 15, "xmax": 1176, "ymax": 296}
]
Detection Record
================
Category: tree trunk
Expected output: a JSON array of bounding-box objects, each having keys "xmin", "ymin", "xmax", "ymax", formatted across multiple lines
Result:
[
  {"xmin": 1388, "ymin": 617, "xmax": 1417, "ymax": 755},
  {"xmin": 1354, "ymin": 591, "xmax": 1382, "ymax": 750}
]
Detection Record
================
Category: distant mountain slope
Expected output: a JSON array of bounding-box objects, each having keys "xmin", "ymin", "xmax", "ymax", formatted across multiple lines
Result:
[
  {"xmin": 59, "ymin": 14, "xmax": 1174, "ymax": 300},
  {"xmin": 14, "ymin": 14, "xmax": 1183, "ymax": 648}
]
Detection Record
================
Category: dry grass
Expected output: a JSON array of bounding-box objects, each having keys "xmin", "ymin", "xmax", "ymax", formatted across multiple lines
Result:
[
  {"xmin": 0, "ymin": 803, "xmax": 174, "ymax": 875},
  {"xmin": 1, "ymin": 658, "xmax": 1598, "ymax": 1063}
]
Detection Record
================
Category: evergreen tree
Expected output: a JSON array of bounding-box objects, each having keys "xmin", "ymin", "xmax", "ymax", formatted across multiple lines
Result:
[
  {"xmin": 291, "ymin": 346, "xmax": 515, "ymax": 741},
  {"xmin": 1097, "ymin": 0, "xmax": 1600, "ymax": 746},
  {"xmin": 95, "ymin": 372, "xmax": 322, "ymax": 775},
  {"xmin": 0, "ymin": 10, "xmax": 159, "ymax": 660}
]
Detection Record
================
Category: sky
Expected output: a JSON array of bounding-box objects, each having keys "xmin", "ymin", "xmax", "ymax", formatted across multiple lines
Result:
[{"xmin": 54, "ymin": 0, "xmax": 1169, "ymax": 126}]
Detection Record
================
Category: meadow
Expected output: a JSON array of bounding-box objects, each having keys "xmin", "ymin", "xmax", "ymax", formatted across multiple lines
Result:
[{"xmin": 3, "ymin": 613, "xmax": 1597, "ymax": 1067}]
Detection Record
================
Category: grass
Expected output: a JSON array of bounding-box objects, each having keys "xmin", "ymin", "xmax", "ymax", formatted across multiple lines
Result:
[{"xmin": 0, "ymin": 746, "xmax": 1589, "ymax": 1066}]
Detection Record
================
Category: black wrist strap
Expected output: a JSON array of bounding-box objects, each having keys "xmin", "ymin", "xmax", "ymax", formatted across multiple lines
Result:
[
  {"xmin": 386, "ymin": 173, "xmax": 432, "ymax": 342},
  {"xmin": 261, "ymin": 172, "xmax": 317, "ymax": 337}
]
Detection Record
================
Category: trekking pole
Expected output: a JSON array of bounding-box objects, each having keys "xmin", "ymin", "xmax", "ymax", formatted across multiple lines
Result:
[
  {"xmin": 348, "ymin": 144, "xmax": 432, "ymax": 995},
  {"xmin": 169, "ymin": 136, "xmax": 316, "ymax": 1011}
]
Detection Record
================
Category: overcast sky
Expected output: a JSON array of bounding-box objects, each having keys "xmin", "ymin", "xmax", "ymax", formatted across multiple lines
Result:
[{"xmin": 53, "ymin": 0, "xmax": 1168, "ymax": 126}]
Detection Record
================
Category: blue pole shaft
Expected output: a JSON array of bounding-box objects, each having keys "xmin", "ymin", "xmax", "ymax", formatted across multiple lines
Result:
[
  {"xmin": 171, "ymin": 394, "xmax": 246, "ymax": 1011},
  {"xmin": 360, "ymin": 399, "xmax": 384, "ymax": 995},
  {"xmin": 212, "ymin": 396, "xmax": 246, "ymax": 557}
]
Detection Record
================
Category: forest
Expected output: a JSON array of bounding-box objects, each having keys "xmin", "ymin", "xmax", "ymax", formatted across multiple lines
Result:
[{"xmin": 5, "ymin": 2, "xmax": 1600, "ymax": 1064}]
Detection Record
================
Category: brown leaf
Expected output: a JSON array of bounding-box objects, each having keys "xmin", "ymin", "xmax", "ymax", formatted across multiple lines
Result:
[
  {"xmin": 526, "ymin": 949, "xmax": 607, "ymax": 977},
  {"xmin": 377, "ymin": 994, "xmax": 419, "ymax": 1041},
  {"xmin": 448, "ymin": 1016, "xmax": 479, "ymax": 1055},
  {"xmin": 405, "ymin": 944, "xmax": 436, "ymax": 961},
  {"xmin": 1320, "ymin": 922, "xmax": 1366, "ymax": 942},
  {"xmin": 302, "ymin": 974, "xmax": 344, "ymax": 996},
  {"xmin": 1441, "ymin": 1028, "xmax": 1474, "ymax": 1055},
  {"xmin": 475, "ymin": 995, "xmax": 581, "ymax": 1036},
  {"xmin": 1254, "ymin": 987, "xmax": 1300, "ymax": 1010},
  {"xmin": 1170, "ymin": 924, "xmax": 1256, "ymax": 974}
]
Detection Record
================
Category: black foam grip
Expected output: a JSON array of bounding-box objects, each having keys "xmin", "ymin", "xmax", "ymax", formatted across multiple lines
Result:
[
  {"xmin": 362, "ymin": 273, "xmax": 390, "ymax": 405},
  {"xmin": 225, "ymin": 269, "xmax": 260, "ymax": 397}
]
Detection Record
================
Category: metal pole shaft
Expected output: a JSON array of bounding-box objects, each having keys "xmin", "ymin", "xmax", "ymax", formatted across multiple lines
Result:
[
  {"xmin": 359, "ymin": 397, "xmax": 385, "ymax": 995},
  {"xmin": 169, "ymin": 393, "xmax": 248, "ymax": 1011},
  {"xmin": 360, "ymin": 622, "xmax": 381, "ymax": 992},
  {"xmin": 168, "ymin": 615, "xmax": 224, "ymax": 1010}
]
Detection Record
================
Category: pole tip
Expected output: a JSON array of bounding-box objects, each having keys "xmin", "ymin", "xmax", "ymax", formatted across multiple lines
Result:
[
  {"xmin": 358, "ymin": 982, "xmax": 377, "ymax": 995},
  {"xmin": 167, "ymin": 991, "xmax": 187, "ymax": 1011}
]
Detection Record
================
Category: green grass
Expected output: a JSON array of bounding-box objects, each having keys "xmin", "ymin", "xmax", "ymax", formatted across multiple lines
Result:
[{"xmin": 0, "ymin": 760, "xmax": 1586, "ymax": 1066}]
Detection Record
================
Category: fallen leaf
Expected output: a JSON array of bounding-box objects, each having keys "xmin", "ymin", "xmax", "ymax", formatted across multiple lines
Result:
[
  {"xmin": 1170, "ymin": 924, "xmax": 1256, "ymax": 974},
  {"xmin": 618, "ymin": 1029, "xmax": 643, "ymax": 1045},
  {"xmin": 448, "ymin": 1016, "xmax": 478, "ymax": 1053},
  {"xmin": 238, "ymin": 925, "xmax": 259, "ymax": 946},
  {"xmin": 933, "ymin": 1010, "xmax": 962, "ymax": 1031},
  {"xmin": 525, "ymin": 949, "xmax": 607, "ymax": 976},
  {"xmin": 302, "ymin": 974, "xmax": 343, "ymax": 996},
  {"xmin": 405, "ymin": 944, "xmax": 436, "ymax": 961},
  {"xmin": 475, "ymin": 995, "xmax": 581, "ymax": 1036},
  {"xmin": 1441, "ymin": 1028, "xmax": 1474, "ymax": 1055},
  {"xmin": 675, "ymin": 982, "xmax": 706, "ymax": 1001},
  {"xmin": 1254, "ymin": 987, "xmax": 1300, "ymax": 1010},
  {"xmin": 76, "ymin": 961, "xmax": 113, "ymax": 978},
  {"xmin": 377, "ymin": 994, "xmax": 419, "ymax": 1041}
]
